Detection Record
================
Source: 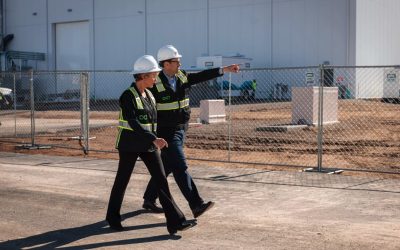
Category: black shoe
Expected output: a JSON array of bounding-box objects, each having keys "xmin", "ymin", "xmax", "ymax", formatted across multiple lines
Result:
[
  {"xmin": 142, "ymin": 200, "xmax": 164, "ymax": 213},
  {"xmin": 106, "ymin": 217, "xmax": 124, "ymax": 231},
  {"xmin": 192, "ymin": 201, "xmax": 215, "ymax": 218},
  {"xmin": 167, "ymin": 221, "xmax": 196, "ymax": 235}
]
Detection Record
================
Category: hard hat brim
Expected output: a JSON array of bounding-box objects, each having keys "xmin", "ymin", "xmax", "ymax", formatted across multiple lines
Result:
[
  {"xmin": 130, "ymin": 67, "xmax": 162, "ymax": 75},
  {"xmin": 158, "ymin": 53, "xmax": 182, "ymax": 62}
]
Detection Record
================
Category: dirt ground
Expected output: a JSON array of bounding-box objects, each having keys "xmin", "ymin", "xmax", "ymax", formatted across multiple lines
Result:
[{"xmin": 1, "ymin": 99, "xmax": 399, "ymax": 178}]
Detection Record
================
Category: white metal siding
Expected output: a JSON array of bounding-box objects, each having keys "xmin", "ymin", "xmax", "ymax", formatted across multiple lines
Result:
[
  {"xmin": 5, "ymin": 0, "xmax": 47, "ymax": 53},
  {"xmin": 209, "ymin": 0, "xmax": 271, "ymax": 68},
  {"xmin": 272, "ymin": 0, "xmax": 348, "ymax": 67},
  {"xmin": 94, "ymin": 0, "xmax": 146, "ymax": 70},
  {"xmin": 4, "ymin": 0, "xmax": 400, "ymax": 100},
  {"xmin": 147, "ymin": 0, "xmax": 208, "ymax": 68},
  {"xmin": 355, "ymin": 0, "xmax": 400, "ymax": 65}
]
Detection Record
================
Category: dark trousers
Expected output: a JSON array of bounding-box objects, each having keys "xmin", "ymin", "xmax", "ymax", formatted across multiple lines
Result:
[
  {"xmin": 106, "ymin": 150, "xmax": 186, "ymax": 229},
  {"xmin": 143, "ymin": 128, "xmax": 204, "ymax": 210}
]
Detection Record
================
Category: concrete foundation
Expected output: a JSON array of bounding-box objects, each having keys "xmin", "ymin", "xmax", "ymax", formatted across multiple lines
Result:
[
  {"xmin": 292, "ymin": 87, "xmax": 338, "ymax": 125},
  {"xmin": 199, "ymin": 99, "xmax": 226, "ymax": 124}
]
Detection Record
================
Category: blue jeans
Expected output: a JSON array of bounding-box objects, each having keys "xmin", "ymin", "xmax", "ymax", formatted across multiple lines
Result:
[{"xmin": 143, "ymin": 127, "xmax": 204, "ymax": 210}]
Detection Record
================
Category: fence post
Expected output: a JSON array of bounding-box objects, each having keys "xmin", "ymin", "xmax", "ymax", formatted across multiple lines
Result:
[
  {"xmin": 80, "ymin": 72, "xmax": 90, "ymax": 154},
  {"xmin": 317, "ymin": 65, "xmax": 324, "ymax": 172},
  {"xmin": 29, "ymin": 69, "xmax": 36, "ymax": 146},
  {"xmin": 228, "ymin": 72, "xmax": 232, "ymax": 162},
  {"xmin": 13, "ymin": 72, "xmax": 17, "ymax": 137}
]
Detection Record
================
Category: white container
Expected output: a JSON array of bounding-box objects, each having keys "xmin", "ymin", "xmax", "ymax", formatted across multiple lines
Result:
[
  {"xmin": 291, "ymin": 87, "xmax": 338, "ymax": 125},
  {"xmin": 199, "ymin": 99, "xmax": 226, "ymax": 124}
]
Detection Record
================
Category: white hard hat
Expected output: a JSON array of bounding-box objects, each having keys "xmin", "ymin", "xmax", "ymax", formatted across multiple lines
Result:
[
  {"xmin": 157, "ymin": 45, "xmax": 182, "ymax": 62},
  {"xmin": 131, "ymin": 55, "xmax": 162, "ymax": 74}
]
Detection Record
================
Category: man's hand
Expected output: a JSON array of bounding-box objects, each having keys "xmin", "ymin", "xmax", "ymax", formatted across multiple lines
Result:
[
  {"xmin": 223, "ymin": 64, "xmax": 240, "ymax": 73},
  {"xmin": 153, "ymin": 138, "xmax": 168, "ymax": 149}
]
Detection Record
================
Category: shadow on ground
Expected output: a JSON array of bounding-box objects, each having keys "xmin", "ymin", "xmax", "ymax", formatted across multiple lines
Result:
[{"xmin": 0, "ymin": 210, "xmax": 183, "ymax": 250}]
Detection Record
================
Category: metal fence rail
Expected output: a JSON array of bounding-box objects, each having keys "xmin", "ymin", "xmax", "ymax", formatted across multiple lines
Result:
[{"xmin": 0, "ymin": 65, "xmax": 399, "ymax": 174}]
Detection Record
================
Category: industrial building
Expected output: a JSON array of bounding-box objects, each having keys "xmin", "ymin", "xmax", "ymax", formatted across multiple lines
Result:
[
  {"xmin": 2, "ymin": 0, "xmax": 400, "ymax": 71},
  {"xmin": 0, "ymin": 0, "xmax": 399, "ymax": 100}
]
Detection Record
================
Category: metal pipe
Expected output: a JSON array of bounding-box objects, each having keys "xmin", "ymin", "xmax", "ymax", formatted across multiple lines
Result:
[
  {"xmin": 317, "ymin": 65, "xmax": 324, "ymax": 171},
  {"xmin": 228, "ymin": 72, "xmax": 232, "ymax": 161},
  {"xmin": 80, "ymin": 72, "xmax": 90, "ymax": 154},
  {"xmin": 13, "ymin": 72, "xmax": 16, "ymax": 137},
  {"xmin": 29, "ymin": 70, "xmax": 35, "ymax": 146}
]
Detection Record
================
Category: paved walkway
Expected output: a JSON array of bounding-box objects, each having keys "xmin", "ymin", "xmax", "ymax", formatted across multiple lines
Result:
[{"xmin": 0, "ymin": 152, "xmax": 399, "ymax": 249}]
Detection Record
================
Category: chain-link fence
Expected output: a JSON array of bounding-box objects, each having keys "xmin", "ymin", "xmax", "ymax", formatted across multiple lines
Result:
[{"xmin": 1, "ymin": 66, "xmax": 399, "ymax": 174}]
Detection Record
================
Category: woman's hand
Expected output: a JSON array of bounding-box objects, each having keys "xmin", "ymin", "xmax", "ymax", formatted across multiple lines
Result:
[{"xmin": 153, "ymin": 138, "xmax": 168, "ymax": 149}]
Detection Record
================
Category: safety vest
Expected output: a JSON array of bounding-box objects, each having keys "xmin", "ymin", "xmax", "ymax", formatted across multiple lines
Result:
[
  {"xmin": 153, "ymin": 70, "xmax": 190, "ymax": 111},
  {"xmin": 251, "ymin": 80, "xmax": 257, "ymax": 90},
  {"xmin": 116, "ymin": 87, "xmax": 157, "ymax": 148}
]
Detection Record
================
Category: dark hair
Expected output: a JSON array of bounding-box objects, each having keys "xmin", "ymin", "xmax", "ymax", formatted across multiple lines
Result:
[
  {"xmin": 133, "ymin": 74, "xmax": 143, "ymax": 81},
  {"xmin": 159, "ymin": 60, "xmax": 167, "ymax": 68}
]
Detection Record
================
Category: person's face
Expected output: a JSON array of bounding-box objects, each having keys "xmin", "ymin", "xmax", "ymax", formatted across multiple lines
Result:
[
  {"xmin": 164, "ymin": 58, "xmax": 181, "ymax": 74},
  {"xmin": 142, "ymin": 72, "xmax": 159, "ymax": 88}
]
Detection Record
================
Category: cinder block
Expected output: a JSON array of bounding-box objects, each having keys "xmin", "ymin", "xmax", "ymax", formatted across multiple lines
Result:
[
  {"xmin": 199, "ymin": 99, "xmax": 226, "ymax": 124},
  {"xmin": 292, "ymin": 87, "xmax": 338, "ymax": 125}
]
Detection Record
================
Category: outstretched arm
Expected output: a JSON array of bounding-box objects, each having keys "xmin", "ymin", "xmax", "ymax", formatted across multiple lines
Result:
[
  {"xmin": 186, "ymin": 64, "xmax": 240, "ymax": 86},
  {"xmin": 222, "ymin": 64, "xmax": 240, "ymax": 73}
]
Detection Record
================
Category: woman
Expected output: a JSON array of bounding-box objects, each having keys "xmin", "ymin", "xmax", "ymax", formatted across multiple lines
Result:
[{"xmin": 106, "ymin": 55, "xmax": 195, "ymax": 235}]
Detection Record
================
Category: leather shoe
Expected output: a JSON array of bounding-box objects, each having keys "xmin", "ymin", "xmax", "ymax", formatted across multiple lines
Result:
[
  {"xmin": 168, "ymin": 221, "xmax": 196, "ymax": 235},
  {"xmin": 106, "ymin": 217, "xmax": 124, "ymax": 231},
  {"xmin": 192, "ymin": 201, "xmax": 215, "ymax": 218},
  {"xmin": 142, "ymin": 200, "xmax": 164, "ymax": 213}
]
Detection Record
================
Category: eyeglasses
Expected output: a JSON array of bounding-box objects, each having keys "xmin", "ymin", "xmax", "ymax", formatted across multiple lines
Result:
[{"xmin": 169, "ymin": 60, "xmax": 181, "ymax": 64}]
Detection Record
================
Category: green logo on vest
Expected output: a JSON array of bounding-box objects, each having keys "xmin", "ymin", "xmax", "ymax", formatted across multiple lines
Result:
[
  {"xmin": 139, "ymin": 114, "xmax": 148, "ymax": 120},
  {"xmin": 162, "ymin": 96, "xmax": 171, "ymax": 101}
]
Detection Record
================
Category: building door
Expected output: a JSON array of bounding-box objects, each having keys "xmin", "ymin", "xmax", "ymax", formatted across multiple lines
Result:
[
  {"xmin": 56, "ymin": 21, "xmax": 90, "ymax": 70},
  {"xmin": 54, "ymin": 21, "xmax": 90, "ymax": 96}
]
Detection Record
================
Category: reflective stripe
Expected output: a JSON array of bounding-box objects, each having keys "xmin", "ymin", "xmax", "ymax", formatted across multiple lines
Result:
[
  {"xmin": 177, "ymin": 70, "xmax": 188, "ymax": 84},
  {"xmin": 155, "ymin": 72, "xmax": 187, "ymax": 93},
  {"xmin": 180, "ymin": 98, "xmax": 189, "ymax": 108},
  {"xmin": 118, "ymin": 120, "xmax": 157, "ymax": 132},
  {"xmin": 117, "ymin": 88, "xmax": 157, "ymax": 133},
  {"xmin": 128, "ymin": 88, "xmax": 144, "ymax": 109},
  {"xmin": 156, "ymin": 98, "xmax": 189, "ymax": 111},
  {"xmin": 155, "ymin": 77, "xmax": 165, "ymax": 92}
]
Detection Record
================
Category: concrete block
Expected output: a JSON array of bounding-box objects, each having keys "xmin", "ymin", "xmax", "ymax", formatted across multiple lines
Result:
[
  {"xmin": 199, "ymin": 99, "xmax": 226, "ymax": 124},
  {"xmin": 292, "ymin": 87, "xmax": 338, "ymax": 125}
]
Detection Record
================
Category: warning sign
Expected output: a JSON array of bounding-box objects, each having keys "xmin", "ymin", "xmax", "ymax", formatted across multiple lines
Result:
[
  {"xmin": 306, "ymin": 72, "xmax": 314, "ymax": 85},
  {"xmin": 386, "ymin": 73, "xmax": 396, "ymax": 82}
]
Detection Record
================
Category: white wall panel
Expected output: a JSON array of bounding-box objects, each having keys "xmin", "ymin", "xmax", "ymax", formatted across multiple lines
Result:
[
  {"xmin": 4, "ymin": 0, "xmax": 400, "ymax": 75},
  {"xmin": 5, "ymin": 0, "xmax": 46, "ymax": 27},
  {"xmin": 147, "ymin": 0, "xmax": 208, "ymax": 68},
  {"xmin": 272, "ymin": 0, "xmax": 348, "ymax": 67},
  {"xmin": 209, "ymin": 0, "xmax": 270, "ymax": 68},
  {"xmin": 355, "ymin": 0, "xmax": 400, "ymax": 65},
  {"xmin": 94, "ymin": 0, "xmax": 146, "ymax": 70},
  {"xmin": 48, "ymin": 0, "xmax": 92, "ymax": 23},
  {"xmin": 5, "ymin": 0, "xmax": 47, "ymax": 53}
]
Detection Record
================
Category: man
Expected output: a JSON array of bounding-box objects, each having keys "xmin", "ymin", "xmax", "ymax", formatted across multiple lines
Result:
[
  {"xmin": 142, "ymin": 45, "xmax": 239, "ymax": 218},
  {"xmin": 106, "ymin": 55, "xmax": 195, "ymax": 234}
]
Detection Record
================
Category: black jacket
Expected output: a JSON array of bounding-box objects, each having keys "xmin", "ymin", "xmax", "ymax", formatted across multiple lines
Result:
[
  {"xmin": 116, "ymin": 83, "xmax": 157, "ymax": 152},
  {"xmin": 150, "ymin": 68, "xmax": 222, "ymax": 128}
]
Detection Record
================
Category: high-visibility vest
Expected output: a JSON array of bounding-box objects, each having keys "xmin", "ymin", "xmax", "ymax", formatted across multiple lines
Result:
[
  {"xmin": 118, "ymin": 87, "xmax": 156, "ymax": 132},
  {"xmin": 115, "ymin": 87, "xmax": 157, "ymax": 147},
  {"xmin": 154, "ymin": 70, "xmax": 189, "ymax": 111}
]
